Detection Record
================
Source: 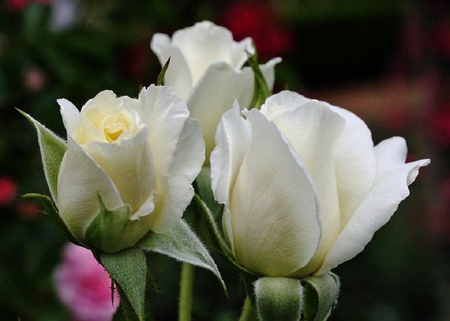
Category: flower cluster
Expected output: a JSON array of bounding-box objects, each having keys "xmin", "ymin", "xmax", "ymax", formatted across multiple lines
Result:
[{"xmin": 23, "ymin": 21, "xmax": 429, "ymax": 321}]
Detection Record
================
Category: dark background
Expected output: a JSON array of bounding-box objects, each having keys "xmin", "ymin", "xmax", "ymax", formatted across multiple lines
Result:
[{"xmin": 0, "ymin": 0, "xmax": 448, "ymax": 320}]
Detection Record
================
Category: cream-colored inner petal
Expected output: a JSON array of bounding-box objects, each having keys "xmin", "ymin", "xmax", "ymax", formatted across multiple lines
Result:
[
  {"xmin": 78, "ymin": 104, "xmax": 143, "ymax": 145},
  {"xmin": 100, "ymin": 112, "xmax": 133, "ymax": 142}
]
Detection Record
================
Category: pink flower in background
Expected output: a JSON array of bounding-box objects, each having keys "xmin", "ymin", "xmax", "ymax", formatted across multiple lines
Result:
[
  {"xmin": 7, "ymin": 0, "xmax": 52, "ymax": 11},
  {"xmin": 54, "ymin": 243, "xmax": 119, "ymax": 321},
  {"xmin": 24, "ymin": 68, "xmax": 46, "ymax": 92},
  {"xmin": 0, "ymin": 176, "xmax": 18, "ymax": 206}
]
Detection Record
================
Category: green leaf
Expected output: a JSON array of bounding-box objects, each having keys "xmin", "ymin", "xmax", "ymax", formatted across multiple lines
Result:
[
  {"xmin": 138, "ymin": 219, "xmax": 227, "ymax": 295},
  {"xmin": 247, "ymin": 47, "xmax": 271, "ymax": 110},
  {"xmin": 101, "ymin": 248, "xmax": 147, "ymax": 321},
  {"xmin": 193, "ymin": 194, "xmax": 253, "ymax": 276},
  {"xmin": 157, "ymin": 57, "xmax": 171, "ymax": 86},
  {"xmin": 254, "ymin": 277, "xmax": 303, "ymax": 321},
  {"xmin": 21, "ymin": 193, "xmax": 84, "ymax": 247},
  {"xmin": 303, "ymin": 272, "xmax": 340, "ymax": 321},
  {"xmin": 113, "ymin": 296, "xmax": 137, "ymax": 321},
  {"xmin": 18, "ymin": 109, "xmax": 67, "ymax": 203}
]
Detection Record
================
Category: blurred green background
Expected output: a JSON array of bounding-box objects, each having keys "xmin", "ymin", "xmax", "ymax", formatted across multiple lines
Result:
[{"xmin": 0, "ymin": 0, "xmax": 448, "ymax": 320}]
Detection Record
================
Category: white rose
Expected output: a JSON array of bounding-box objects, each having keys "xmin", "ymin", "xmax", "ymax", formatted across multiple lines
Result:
[
  {"xmin": 211, "ymin": 91, "xmax": 429, "ymax": 277},
  {"xmin": 56, "ymin": 85, "xmax": 204, "ymax": 253},
  {"xmin": 151, "ymin": 21, "xmax": 281, "ymax": 159}
]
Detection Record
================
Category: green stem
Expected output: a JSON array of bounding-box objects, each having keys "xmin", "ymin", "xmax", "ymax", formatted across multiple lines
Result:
[
  {"xmin": 239, "ymin": 296, "xmax": 254, "ymax": 321},
  {"xmin": 179, "ymin": 263, "xmax": 195, "ymax": 321}
]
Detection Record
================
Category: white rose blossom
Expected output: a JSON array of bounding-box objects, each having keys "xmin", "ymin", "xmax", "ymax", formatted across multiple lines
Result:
[
  {"xmin": 56, "ymin": 85, "xmax": 204, "ymax": 253},
  {"xmin": 211, "ymin": 91, "xmax": 429, "ymax": 277},
  {"xmin": 151, "ymin": 21, "xmax": 281, "ymax": 159}
]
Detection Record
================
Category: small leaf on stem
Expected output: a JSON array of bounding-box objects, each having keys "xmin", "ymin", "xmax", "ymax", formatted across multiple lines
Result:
[{"xmin": 138, "ymin": 219, "xmax": 227, "ymax": 295}]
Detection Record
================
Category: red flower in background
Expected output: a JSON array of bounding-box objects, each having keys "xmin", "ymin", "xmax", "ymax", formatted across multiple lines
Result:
[
  {"xmin": 121, "ymin": 46, "xmax": 150, "ymax": 83},
  {"xmin": 7, "ymin": 0, "xmax": 52, "ymax": 12},
  {"xmin": 221, "ymin": 1, "xmax": 293, "ymax": 58},
  {"xmin": 0, "ymin": 177, "xmax": 18, "ymax": 206},
  {"xmin": 15, "ymin": 200, "xmax": 41, "ymax": 219}
]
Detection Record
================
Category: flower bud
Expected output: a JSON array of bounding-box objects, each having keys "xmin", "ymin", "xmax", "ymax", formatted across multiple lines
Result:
[
  {"xmin": 37, "ymin": 86, "xmax": 204, "ymax": 253},
  {"xmin": 151, "ymin": 21, "xmax": 280, "ymax": 160},
  {"xmin": 211, "ymin": 91, "xmax": 429, "ymax": 277}
]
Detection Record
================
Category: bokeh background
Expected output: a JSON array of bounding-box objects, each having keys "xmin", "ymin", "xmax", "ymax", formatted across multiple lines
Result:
[{"xmin": 0, "ymin": 0, "xmax": 448, "ymax": 320}]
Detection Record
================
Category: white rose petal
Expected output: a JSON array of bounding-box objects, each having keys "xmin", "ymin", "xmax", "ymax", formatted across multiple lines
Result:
[
  {"xmin": 213, "ymin": 107, "xmax": 322, "ymax": 277},
  {"xmin": 57, "ymin": 132, "xmax": 124, "ymax": 238}
]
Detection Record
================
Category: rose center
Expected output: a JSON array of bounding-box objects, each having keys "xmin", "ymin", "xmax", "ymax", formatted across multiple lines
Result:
[{"xmin": 101, "ymin": 113, "xmax": 131, "ymax": 143}]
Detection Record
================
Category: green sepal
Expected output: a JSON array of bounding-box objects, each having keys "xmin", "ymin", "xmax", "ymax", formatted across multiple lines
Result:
[
  {"xmin": 156, "ymin": 57, "xmax": 171, "ymax": 86},
  {"xmin": 254, "ymin": 277, "xmax": 303, "ymax": 321},
  {"xmin": 138, "ymin": 219, "xmax": 227, "ymax": 295},
  {"xmin": 18, "ymin": 109, "xmax": 67, "ymax": 203},
  {"xmin": 303, "ymin": 272, "xmax": 340, "ymax": 321},
  {"xmin": 193, "ymin": 193, "xmax": 254, "ymax": 276},
  {"xmin": 85, "ymin": 193, "xmax": 134, "ymax": 253},
  {"xmin": 247, "ymin": 47, "xmax": 271, "ymax": 110},
  {"xmin": 21, "ymin": 193, "xmax": 84, "ymax": 247},
  {"xmin": 100, "ymin": 248, "xmax": 147, "ymax": 321}
]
